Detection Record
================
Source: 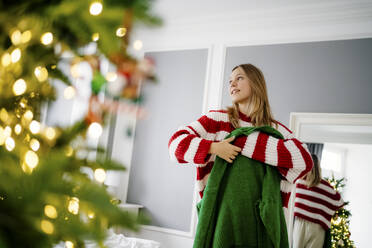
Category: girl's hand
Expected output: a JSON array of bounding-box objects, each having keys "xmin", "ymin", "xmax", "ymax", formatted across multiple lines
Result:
[{"xmin": 209, "ymin": 136, "xmax": 242, "ymax": 163}]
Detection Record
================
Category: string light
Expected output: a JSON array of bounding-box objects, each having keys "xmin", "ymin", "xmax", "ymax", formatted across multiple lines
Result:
[
  {"xmin": 44, "ymin": 205, "xmax": 58, "ymax": 219},
  {"xmin": 10, "ymin": 30, "xmax": 22, "ymax": 45},
  {"xmin": 13, "ymin": 79, "xmax": 27, "ymax": 96},
  {"xmin": 1, "ymin": 53, "xmax": 11, "ymax": 67},
  {"xmin": 89, "ymin": 2, "xmax": 103, "ymax": 16},
  {"xmin": 64, "ymin": 146, "xmax": 73, "ymax": 157},
  {"xmin": 65, "ymin": 241, "xmax": 74, "ymax": 248},
  {"xmin": 23, "ymin": 110, "xmax": 33, "ymax": 121},
  {"xmin": 133, "ymin": 40, "xmax": 143, "ymax": 50},
  {"xmin": 40, "ymin": 220, "xmax": 54, "ymax": 234},
  {"xmin": 0, "ymin": 127, "xmax": 5, "ymax": 146},
  {"xmin": 30, "ymin": 138, "xmax": 40, "ymax": 151},
  {"xmin": 4, "ymin": 126, "xmax": 11, "ymax": 137},
  {"xmin": 5, "ymin": 137, "xmax": 15, "ymax": 151},
  {"xmin": 92, "ymin": 33, "xmax": 99, "ymax": 41},
  {"xmin": 45, "ymin": 127, "xmax": 56, "ymax": 140},
  {"xmin": 11, "ymin": 48, "xmax": 21, "ymax": 63},
  {"xmin": 106, "ymin": 72, "xmax": 117, "ymax": 82},
  {"xmin": 41, "ymin": 32, "xmax": 53, "ymax": 45},
  {"xmin": 34, "ymin": 66, "xmax": 48, "ymax": 82},
  {"xmin": 21, "ymin": 30, "xmax": 32, "ymax": 43},
  {"xmin": 88, "ymin": 211, "xmax": 95, "ymax": 219},
  {"xmin": 70, "ymin": 64, "xmax": 81, "ymax": 78},
  {"xmin": 87, "ymin": 122, "xmax": 102, "ymax": 139},
  {"xmin": 14, "ymin": 124, "xmax": 22, "ymax": 135},
  {"xmin": 94, "ymin": 168, "xmax": 106, "ymax": 183},
  {"xmin": 25, "ymin": 150, "xmax": 39, "ymax": 169},
  {"xmin": 29, "ymin": 120, "xmax": 41, "ymax": 134},
  {"xmin": 116, "ymin": 27, "xmax": 127, "ymax": 37},
  {"xmin": 63, "ymin": 86, "xmax": 76, "ymax": 99},
  {"xmin": 0, "ymin": 108, "xmax": 8, "ymax": 122},
  {"xmin": 67, "ymin": 197, "xmax": 79, "ymax": 215}
]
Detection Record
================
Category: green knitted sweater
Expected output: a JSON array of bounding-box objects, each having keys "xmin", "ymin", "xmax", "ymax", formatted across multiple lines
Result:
[{"xmin": 193, "ymin": 126, "xmax": 289, "ymax": 248}]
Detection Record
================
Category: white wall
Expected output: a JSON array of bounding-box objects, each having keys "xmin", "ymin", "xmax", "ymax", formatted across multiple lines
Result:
[{"xmin": 342, "ymin": 143, "xmax": 372, "ymax": 248}]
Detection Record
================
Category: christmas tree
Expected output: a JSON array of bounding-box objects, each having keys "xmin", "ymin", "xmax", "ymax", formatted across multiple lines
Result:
[
  {"xmin": 326, "ymin": 176, "xmax": 355, "ymax": 248},
  {"xmin": 0, "ymin": 0, "xmax": 161, "ymax": 247}
]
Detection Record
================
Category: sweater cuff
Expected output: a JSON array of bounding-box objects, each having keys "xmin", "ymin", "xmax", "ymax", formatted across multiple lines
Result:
[{"xmin": 194, "ymin": 139, "xmax": 213, "ymax": 164}]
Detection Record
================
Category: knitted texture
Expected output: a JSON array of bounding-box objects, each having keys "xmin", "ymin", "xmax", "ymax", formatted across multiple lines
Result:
[
  {"xmin": 193, "ymin": 126, "xmax": 289, "ymax": 248},
  {"xmin": 168, "ymin": 109, "xmax": 314, "ymax": 207},
  {"xmin": 294, "ymin": 179, "xmax": 344, "ymax": 230}
]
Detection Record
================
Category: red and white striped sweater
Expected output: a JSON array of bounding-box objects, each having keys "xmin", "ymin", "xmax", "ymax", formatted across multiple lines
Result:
[
  {"xmin": 294, "ymin": 179, "xmax": 344, "ymax": 230},
  {"xmin": 167, "ymin": 109, "xmax": 313, "ymax": 208}
]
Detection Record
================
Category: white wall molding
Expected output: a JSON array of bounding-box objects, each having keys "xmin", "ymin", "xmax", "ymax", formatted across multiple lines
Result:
[
  {"xmin": 289, "ymin": 112, "xmax": 372, "ymax": 140},
  {"xmin": 133, "ymin": 0, "xmax": 372, "ymax": 51}
]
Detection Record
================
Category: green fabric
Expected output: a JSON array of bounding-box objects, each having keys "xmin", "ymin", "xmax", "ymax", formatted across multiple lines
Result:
[{"xmin": 193, "ymin": 126, "xmax": 289, "ymax": 248}]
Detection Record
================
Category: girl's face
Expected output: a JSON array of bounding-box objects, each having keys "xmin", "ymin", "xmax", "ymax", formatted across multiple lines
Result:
[{"xmin": 229, "ymin": 67, "xmax": 252, "ymax": 103}]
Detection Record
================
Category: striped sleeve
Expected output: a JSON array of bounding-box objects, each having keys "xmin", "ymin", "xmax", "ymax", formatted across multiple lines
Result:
[
  {"xmin": 233, "ymin": 125, "xmax": 314, "ymax": 183},
  {"xmin": 168, "ymin": 111, "xmax": 217, "ymax": 165}
]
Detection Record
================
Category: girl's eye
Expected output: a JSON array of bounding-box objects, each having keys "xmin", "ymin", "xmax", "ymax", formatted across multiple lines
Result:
[{"xmin": 237, "ymin": 76, "xmax": 243, "ymax": 80}]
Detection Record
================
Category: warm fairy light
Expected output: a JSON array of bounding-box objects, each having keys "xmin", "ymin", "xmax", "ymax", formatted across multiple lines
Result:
[
  {"xmin": 14, "ymin": 124, "xmax": 22, "ymax": 135},
  {"xmin": 65, "ymin": 241, "xmax": 74, "ymax": 248},
  {"xmin": 0, "ymin": 108, "xmax": 8, "ymax": 122},
  {"xmin": 1, "ymin": 53, "xmax": 11, "ymax": 67},
  {"xmin": 30, "ymin": 138, "xmax": 40, "ymax": 151},
  {"xmin": 87, "ymin": 122, "xmax": 102, "ymax": 139},
  {"xmin": 64, "ymin": 86, "xmax": 76, "ymax": 99},
  {"xmin": 4, "ymin": 126, "xmax": 11, "ymax": 137},
  {"xmin": 64, "ymin": 146, "xmax": 73, "ymax": 157},
  {"xmin": 13, "ymin": 79, "xmax": 27, "ymax": 96},
  {"xmin": 21, "ymin": 30, "xmax": 32, "ymax": 43},
  {"xmin": 44, "ymin": 205, "xmax": 58, "ymax": 219},
  {"xmin": 87, "ymin": 211, "xmax": 95, "ymax": 219},
  {"xmin": 106, "ymin": 72, "xmax": 117, "ymax": 82},
  {"xmin": 70, "ymin": 64, "xmax": 81, "ymax": 78},
  {"xmin": 45, "ymin": 127, "xmax": 56, "ymax": 140},
  {"xmin": 5, "ymin": 137, "xmax": 15, "ymax": 151},
  {"xmin": 133, "ymin": 40, "xmax": 143, "ymax": 50},
  {"xmin": 40, "ymin": 220, "xmax": 54, "ymax": 234},
  {"xmin": 11, "ymin": 30, "xmax": 22, "ymax": 45},
  {"xmin": 29, "ymin": 120, "xmax": 41, "ymax": 134},
  {"xmin": 11, "ymin": 48, "xmax": 21, "ymax": 63},
  {"xmin": 116, "ymin": 27, "xmax": 127, "ymax": 37},
  {"xmin": 23, "ymin": 110, "xmax": 33, "ymax": 121},
  {"xmin": 67, "ymin": 197, "xmax": 79, "ymax": 215},
  {"xmin": 92, "ymin": 33, "xmax": 99, "ymax": 41},
  {"xmin": 41, "ymin": 32, "xmax": 53, "ymax": 45},
  {"xmin": 0, "ymin": 127, "xmax": 5, "ymax": 146},
  {"xmin": 34, "ymin": 66, "xmax": 48, "ymax": 82},
  {"xmin": 25, "ymin": 150, "xmax": 39, "ymax": 169},
  {"xmin": 94, "ymin": 168, "xmax": 106, "ymax": 183},
  {"xmin": 89, "ymin": 2, "xmax": 103, "ymax": 16}
]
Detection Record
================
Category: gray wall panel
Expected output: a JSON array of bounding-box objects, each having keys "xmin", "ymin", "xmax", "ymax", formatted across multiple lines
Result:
[
  {"xmin": 127, "ymin": 49, "xmax": 208, "ymax": 231},
  {"xmin": 222, "ymin": 38, "xmax": 372, "ymax": 126}
]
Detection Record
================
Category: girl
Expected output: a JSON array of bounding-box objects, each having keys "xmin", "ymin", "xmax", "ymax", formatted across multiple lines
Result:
[
  {"xmin": 292, "ymin": 154, "xmax": 344, "ymax": 248},
  {"xmin": 168, "ymin": 63, "xmax": 313, "ymax": 235}
]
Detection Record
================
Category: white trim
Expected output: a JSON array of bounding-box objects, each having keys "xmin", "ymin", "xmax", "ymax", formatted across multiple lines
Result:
[
  {"xmin": 140, "ymin": 224, "xmax": 193, "ymax": 238},
  {"xmin": 289, "ymin": 112, "xmax": 372, "ymax": 140}
]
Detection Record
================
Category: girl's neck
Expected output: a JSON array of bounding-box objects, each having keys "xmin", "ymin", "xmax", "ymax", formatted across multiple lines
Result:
[{"xmin": 238, "ymin": 103, "xmax": 253, "ymax": 117}]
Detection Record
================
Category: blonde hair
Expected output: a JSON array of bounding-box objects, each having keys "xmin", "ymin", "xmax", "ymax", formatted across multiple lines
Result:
[
  {"xmin": 226, "ymin": 64, "xmax": 278, "ymax": 129},
  {"xmin": 304, "ymin": 154, "xmax": 322, "ymax": 187}
]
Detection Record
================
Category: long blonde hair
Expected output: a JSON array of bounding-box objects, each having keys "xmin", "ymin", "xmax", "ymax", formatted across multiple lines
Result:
[
  {"xmin": 226, "ymin": 64, "xmax": 278, "ymax": 129},
  {"xmin": 305, "ymin": 154, "xmax": 322, "ymax": 187}
]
